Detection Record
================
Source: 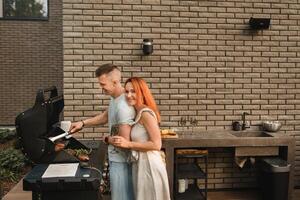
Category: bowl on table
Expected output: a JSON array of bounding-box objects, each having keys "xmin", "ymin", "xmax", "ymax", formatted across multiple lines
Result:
[{"xmin": 262, "ymin": 121, "xmax": 281, "ymax": 132}]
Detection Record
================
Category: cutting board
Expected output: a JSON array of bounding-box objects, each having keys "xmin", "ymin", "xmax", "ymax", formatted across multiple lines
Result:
[{"xmin": 161, "ymin": 133, "xmax": 178, "ymax": 139}]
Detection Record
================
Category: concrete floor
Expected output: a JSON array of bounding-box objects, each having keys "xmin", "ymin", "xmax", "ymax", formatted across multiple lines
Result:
[
  {"xmin": 209, "ymin": 189, "xmax": 300, "ymax": 200},
  {"xmin": 208, "ymin": 190, "xmax": 260, "ymax": 200},
  {"xmin": 3, "ymin": 180, "xmax": 300, "ymax": 200},
  {"xmin": 103, "ymin": 191, "xmax": 259, "ymax": 200}
]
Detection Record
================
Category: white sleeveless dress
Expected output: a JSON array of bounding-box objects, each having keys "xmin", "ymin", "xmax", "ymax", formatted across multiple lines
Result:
[{"xmin": 130, "ymin": 108, "xmax": 171, "ymax": 200}]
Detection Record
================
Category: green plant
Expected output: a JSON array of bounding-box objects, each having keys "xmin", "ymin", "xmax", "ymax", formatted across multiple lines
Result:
[
  {"xmin": 0, "ymin": 148, "xmax": 25, "ymax": 182},
  {"xmin": 0, "ymin": 168, "xmax": 17, "ymax": 181},
  {"xmin": 0, "ymin": 129, "xmax": 16, "ymax": 143}
]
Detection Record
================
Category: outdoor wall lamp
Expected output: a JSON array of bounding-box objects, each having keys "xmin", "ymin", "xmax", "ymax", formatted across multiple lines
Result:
[
  {"xmin": 142, "ymin": 39, "xmax": 153, "ymax": 55},
  {"xmin": 249, "ymin": 17, "xmax": 271, "ymax": 30}
]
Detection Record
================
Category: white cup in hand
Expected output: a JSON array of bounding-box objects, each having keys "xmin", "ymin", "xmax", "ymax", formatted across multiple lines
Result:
[{"xmin": 60, "ymin": 121, "xmax": 71, "ymax": 132}]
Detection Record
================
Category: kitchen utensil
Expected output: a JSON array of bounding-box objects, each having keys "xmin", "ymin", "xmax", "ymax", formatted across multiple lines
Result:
[
  {"xmin": 49, "ymin": 132, "xmax": 71, "ymax": 142},
  {"xmin": 262, "ymin": 121, "xmax": 281, "ymax": 132},
  {"xmin": 232, "ymin": 121, "xmax": 241, "ymax": 131}
]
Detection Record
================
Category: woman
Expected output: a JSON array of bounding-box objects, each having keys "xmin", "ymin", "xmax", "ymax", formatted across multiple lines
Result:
[{"xmin": 112, "ymin": 77, "xmax": 170, "ymax": 200}]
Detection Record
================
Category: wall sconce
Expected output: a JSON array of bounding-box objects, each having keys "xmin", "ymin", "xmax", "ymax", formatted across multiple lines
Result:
[
  {"xmin": 142, "ymin": 39, "xmax": 153, "ymax": 55},
  {"xmin": 249, "ymin": 17, "xmax": 271, "ymax": 30}
]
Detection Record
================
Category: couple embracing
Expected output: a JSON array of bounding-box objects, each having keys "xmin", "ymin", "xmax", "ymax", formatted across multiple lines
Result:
[{"xmin": 70, "ymin": 64, "xmax": 170, "ymax": 200}]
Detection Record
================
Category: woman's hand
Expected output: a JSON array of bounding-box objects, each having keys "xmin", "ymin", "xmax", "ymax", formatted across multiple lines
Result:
[{"xmin": 111, "ymin": 136, "xmax": 131, "ymax": 149}]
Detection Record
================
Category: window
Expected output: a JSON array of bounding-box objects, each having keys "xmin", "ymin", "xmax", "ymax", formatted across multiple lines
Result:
[
  {"xmin": 0, "ymin": 0, "xmax": 48, "ymax": 20},
  {"xmin": 0, "ymin": 2, "xmax": 3, "ymax": 17}
]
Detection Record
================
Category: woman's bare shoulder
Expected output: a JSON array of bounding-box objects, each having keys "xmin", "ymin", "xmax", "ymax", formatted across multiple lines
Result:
[{"xmin": 140, "ymin": 109, "xmax": 157, "ymax": 123}]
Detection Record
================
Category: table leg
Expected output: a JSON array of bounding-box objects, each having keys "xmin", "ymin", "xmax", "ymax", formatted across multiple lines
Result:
[
  {"xmin": 165, "ymin": 147, "xmax": 174, "ymax": 200},
  {"xmin": 287, "ymin": 142, "xmax": 295, "ymax": 200}
]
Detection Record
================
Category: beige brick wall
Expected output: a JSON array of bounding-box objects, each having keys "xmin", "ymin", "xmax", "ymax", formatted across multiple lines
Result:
[
  {"xmin": 178, "ymin": 148, "xmax": 258, "ymax": 190},
  {"xmin": 63, "ymin": 0, "xmax": 300, "ymax": 188},
  {"xmin": 0, "ymin": 0, "xmax": 63, "ymax": 125}
]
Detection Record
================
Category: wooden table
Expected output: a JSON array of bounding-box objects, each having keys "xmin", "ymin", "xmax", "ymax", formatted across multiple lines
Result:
[{"xmin": 162, "ymin": 130, "xmax": 295, "ymax": 200}]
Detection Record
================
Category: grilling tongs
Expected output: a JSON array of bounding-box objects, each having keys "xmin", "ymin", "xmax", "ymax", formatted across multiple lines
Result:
[{"xmin": 49, "ymin": 132, "xmax": 72, "ymax": 142}]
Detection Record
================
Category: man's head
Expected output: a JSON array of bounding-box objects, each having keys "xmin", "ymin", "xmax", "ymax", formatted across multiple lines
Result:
[{"xmin": 95, "ymin": 64, "xmax": 122, "ymax": 97}]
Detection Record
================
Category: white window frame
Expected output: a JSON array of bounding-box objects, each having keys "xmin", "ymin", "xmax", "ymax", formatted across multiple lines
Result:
[{"xmin": 0, "ymin": 0, "xmax": 3, "ymax": 18}]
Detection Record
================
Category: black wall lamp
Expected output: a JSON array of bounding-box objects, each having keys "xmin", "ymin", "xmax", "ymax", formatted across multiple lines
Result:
[
  {"xmin": 142, "ymin": 39, "xmax": 153, "ymax": 55},
  {"xmin": 249, "ymin": 17, "xmax": 271, "ymax": 30}
]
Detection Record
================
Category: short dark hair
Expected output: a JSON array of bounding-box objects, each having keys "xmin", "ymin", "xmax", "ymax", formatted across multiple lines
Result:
[{"xmin": 95, "ymin": 63, "xmax": 119, "ymax": 77}]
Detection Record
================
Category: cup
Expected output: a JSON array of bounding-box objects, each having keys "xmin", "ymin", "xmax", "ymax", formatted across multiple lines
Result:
[
  {"xmin": 232, "ymin": 121, "xmax": 241, "ymax": 131},
  {"xmin": 60, "ymin": 121, "xmax": 71, "ymax": 132}
]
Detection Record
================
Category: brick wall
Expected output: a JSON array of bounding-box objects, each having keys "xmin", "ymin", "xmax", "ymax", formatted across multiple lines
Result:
[
  {"xmin": 63, "ymin": 0, "xmax": 300, "ymax": 188},
  {"xmin": 0, "ymin": 0, "xmax": 63, "ymax": 125},
  {"xmin": 178, "ymin": 148, "xmax": 257, "ymax": 190}
]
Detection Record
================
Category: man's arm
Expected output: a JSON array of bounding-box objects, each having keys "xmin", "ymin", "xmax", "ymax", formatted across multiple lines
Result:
[
  {"xmin": 69, "ymin": 110, "xmax": 108, "ymax": 134},
  {"xmin": 117, "ymin": 124, "xmax": 131, "ymax": 141},
  {"xmin": 83, "ymin": 110, "xmax": 108, "ymax": 126}
]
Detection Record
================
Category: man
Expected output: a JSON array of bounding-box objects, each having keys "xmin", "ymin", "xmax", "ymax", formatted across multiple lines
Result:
[{"xmin": 70, "ymin": 63, "xmax": 135, "ymax": 200}]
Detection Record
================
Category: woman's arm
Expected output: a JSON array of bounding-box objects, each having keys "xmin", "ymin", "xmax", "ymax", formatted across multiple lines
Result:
[{"xmin": 112, "ymin": 112, "xmax": 161, "ymax": 151}]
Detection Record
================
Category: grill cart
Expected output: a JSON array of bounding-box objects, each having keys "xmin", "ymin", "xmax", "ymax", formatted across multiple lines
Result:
[{"xmin": 23, "ymin": 163, "xmax": 102, "ymax": 200}]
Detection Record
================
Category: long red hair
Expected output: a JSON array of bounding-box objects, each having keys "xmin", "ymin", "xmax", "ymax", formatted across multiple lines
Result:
[{"xmin": 125, "ymin": 77, "xmax": 161, "ymax": 122}]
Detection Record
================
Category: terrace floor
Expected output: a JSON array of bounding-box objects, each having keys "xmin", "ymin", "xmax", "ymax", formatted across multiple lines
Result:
[{"xmin": 3, "ymin": 180, "xmax": 300, "ymax": 200}]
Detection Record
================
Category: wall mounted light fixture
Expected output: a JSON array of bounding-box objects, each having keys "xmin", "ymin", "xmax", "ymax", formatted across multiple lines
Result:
[
  {"xmin": 142, "ymin": 39, "xmax": 153, "ymax": 55},
  {"xmin": 249, "ymin": 17, "xmax": 271, "ymax": 30}
]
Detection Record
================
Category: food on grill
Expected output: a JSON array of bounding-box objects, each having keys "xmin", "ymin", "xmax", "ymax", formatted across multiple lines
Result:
[{"xmin": 65, "ymin": 148, "xmax": 91, "ymax": 161}]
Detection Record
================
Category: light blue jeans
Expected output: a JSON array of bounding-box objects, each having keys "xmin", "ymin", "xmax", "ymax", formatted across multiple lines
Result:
[{"xmin": 109, "ymin": 161, "xmax": 134, "ymax": 200}]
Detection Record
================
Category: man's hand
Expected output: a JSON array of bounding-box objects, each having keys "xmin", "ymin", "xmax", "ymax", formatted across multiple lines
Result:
[
  {"xmin": 111, "ymin": 136, "xmax": 131, "ymax": 149},
  {"xmin": 69, "ymin": 121, "xmax": 84, "ymax": 134}
]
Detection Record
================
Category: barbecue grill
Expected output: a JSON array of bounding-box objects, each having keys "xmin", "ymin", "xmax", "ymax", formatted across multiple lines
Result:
[
  {"xmin": 15, "ymin": 86, "xmax": 106, "ymax": 200},
  {"xmin": 15, "ymin": 86, "xmax": 88, "ymax": 163}
]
